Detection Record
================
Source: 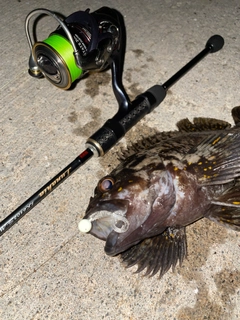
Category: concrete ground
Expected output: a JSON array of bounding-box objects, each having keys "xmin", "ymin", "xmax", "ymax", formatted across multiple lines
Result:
[{"xmin": 1, "ymin": 0, "xmax": 240, "ymax": 319}]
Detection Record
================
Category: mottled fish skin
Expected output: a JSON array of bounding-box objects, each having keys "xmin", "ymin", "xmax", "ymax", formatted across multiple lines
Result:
[{"xmin": 82, "ymin": 106, "xmax": 240, "ymax": 278}]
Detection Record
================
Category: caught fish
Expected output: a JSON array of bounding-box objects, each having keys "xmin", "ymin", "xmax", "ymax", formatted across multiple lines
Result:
[{"xmin": 79, "ymin": 106, "xmax": 240, "ymax": 278}]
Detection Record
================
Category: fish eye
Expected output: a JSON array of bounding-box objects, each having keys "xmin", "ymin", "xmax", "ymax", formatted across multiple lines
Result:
[{"xmin": 98, "ymin": 176, "xmax": 115, "ymax": 192}]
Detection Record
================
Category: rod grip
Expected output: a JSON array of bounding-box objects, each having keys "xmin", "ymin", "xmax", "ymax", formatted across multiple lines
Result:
[{"xmin": 86, "ymin": 85, "xmax": 166, "ymax": 156}]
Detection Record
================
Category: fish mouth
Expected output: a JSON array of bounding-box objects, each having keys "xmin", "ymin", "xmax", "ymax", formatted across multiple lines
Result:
[{"xmin": 83, "ymin": 200, "xmax": 129, "ymax": 249}]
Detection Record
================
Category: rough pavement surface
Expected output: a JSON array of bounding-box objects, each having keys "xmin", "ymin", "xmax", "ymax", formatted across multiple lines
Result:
[{"xmin": 1, "ymin": 0, "xmax": 240, "ymax": 319}]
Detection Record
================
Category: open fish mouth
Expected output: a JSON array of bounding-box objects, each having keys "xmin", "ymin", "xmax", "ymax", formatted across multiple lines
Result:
[{"xmin": 80, "ymin": 200, "xmax": 129, "ymax": 242}]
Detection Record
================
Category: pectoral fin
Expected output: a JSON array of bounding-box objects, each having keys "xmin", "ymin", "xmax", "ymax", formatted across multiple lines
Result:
[{"xmin": 120, "ymin": 227, "xmax": 187, "ymax": 278}]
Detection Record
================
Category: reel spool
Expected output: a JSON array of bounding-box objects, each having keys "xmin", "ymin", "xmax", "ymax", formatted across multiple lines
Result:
[{"xmin": 25, "ymin": 7, "xmax": 123, "ymax": 89}]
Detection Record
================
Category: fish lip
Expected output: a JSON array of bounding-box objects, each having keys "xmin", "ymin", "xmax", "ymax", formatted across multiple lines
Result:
[
  {"xmin": 104, "ymin": 231, "xmax": 141, "ymax": 256},
  {"xmin": 104, "ymin": 231, "xmax": 119, "ymax": 256},
  {"xmin": 83, "ymin": 199, "xmax": 129, "ymax": 241}
]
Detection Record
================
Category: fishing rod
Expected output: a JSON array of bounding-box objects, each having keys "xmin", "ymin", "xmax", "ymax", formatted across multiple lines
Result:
[{"xmin": 0, "ymin": 6, "xmax": 224, "ymax": 236}]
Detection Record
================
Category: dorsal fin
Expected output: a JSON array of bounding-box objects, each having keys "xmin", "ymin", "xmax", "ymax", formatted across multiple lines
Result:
[
  {"xmin": 232, "ymin": 106, "xmax": 240, "ymax": 125},
  {"xmin": 183, "ymin": 131, "xmax": 240, "ymax": 185},
  {"xmin": 177, "ymin": 117, "xmax": 231, "ymax": 132},
  {"xmin": 117, "ymin": 131, "xmax": 178, "ymax": 161},
  {"xmin": 118, "ymin": 112, "xmax": 235, "ymax": 162},
  {"xmin": 193, "ymin": 118, "xmax": 231, "ymax": 131},
  {"xmin": 176, "ymin": 118, "xmax": 197, "ymax": 132}
]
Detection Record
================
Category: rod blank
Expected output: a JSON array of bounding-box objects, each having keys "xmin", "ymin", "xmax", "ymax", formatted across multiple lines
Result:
[{"xmin": 0, "ymin": 149, "xmax": 93, "ymax": 236}]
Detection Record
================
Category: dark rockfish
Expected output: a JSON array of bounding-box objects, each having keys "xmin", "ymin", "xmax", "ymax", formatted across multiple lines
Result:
[{"xmin": 79, "ymin": 106, "xmax": 240, "ymax": 277}]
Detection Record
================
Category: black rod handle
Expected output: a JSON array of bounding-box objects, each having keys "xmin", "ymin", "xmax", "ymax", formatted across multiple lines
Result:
[
  {"xmin": 87, "ymin": 35, "xmax": 224, "ymax": 156},
  {"xmin": 163, "ymin": 35, "xmax": 224, "ymax": 90},
  {"xmin": 86, "ymin": 85, "xmax": 166, "ymax": 156}
]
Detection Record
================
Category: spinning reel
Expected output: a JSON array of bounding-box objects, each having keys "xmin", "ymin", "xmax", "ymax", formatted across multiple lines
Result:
[
  {"xmin": 0, "ymin": 6, "xmax": 224, "ymax": 236},
  {"xmin": 25, "ymin": 6, "xmax": 129, "ymax": 113}
]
